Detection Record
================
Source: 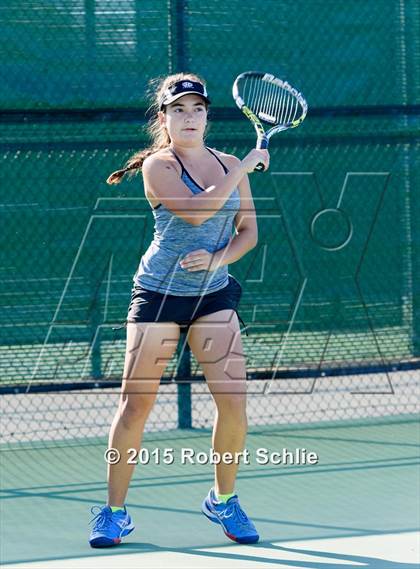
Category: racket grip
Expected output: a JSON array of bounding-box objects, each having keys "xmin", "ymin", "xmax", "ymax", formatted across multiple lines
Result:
[{"xmin": 255, "ymin": 136, "xmax": 269, "ymax": 172}]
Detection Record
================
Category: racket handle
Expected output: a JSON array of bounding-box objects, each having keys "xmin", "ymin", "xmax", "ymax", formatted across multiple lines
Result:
[{"xmin": 254, "ymin": 136, "xmax": 269, "ymax": 172}]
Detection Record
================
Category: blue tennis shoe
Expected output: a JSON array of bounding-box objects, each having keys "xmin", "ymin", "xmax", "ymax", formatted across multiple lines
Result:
[
  {"xmin": 89, "ymin": 505, "xmax": 134, "ymax": 548},
  {"xmin": 201, "ymin": 488, "xmax": 259, "ymax": 544}
]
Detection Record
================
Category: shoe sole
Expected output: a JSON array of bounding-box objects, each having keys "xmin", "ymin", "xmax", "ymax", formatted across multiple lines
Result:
[
  {"xmin": 89, "ymin": 525, "xmax": 135, "ymax": 548},
  {"xmin": 201, "ymin": 498, "xmax": 259, "ymax": 544}
]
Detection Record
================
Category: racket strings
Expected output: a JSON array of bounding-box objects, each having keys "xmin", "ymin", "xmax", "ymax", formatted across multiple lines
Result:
[{"xmin": 240, "ymin": 78, "xmax": 303, "ymax": 126}]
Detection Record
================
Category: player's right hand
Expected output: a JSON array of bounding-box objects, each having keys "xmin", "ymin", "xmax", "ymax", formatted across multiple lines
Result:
[{"xmin": 240, "ymin": 149, "xmax": 270, "ymax": 173}]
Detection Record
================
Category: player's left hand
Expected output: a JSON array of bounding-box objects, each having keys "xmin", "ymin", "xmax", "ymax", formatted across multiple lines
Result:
[{"xmin": 179, "ymin": 249, "xmax": 219, "ymax": 272}]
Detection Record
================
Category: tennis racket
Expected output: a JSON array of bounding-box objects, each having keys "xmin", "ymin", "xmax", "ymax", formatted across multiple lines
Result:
[{"xmin": 232, "ymin": 71, "xmax": 308, "ymax": 171}]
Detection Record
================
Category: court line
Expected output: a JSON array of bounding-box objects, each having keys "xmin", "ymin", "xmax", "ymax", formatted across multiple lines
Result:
[{"xmin": 1, "ymin": 530, "xmax": 418, "ymax": 567}]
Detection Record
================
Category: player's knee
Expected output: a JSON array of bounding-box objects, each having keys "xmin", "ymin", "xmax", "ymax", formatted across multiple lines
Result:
[
  {"xmin": 216, "ymin": 393, "xmax": 247, "ymax": 420},
  {"xmin": 119, "ymin": 394, "xmax": 156, "ymax": 426}
]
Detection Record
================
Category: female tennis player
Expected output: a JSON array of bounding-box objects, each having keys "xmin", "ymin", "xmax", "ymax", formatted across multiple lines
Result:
[{"xmin": 89, "ymin": 73, "xmax": 269, "ymax": 547}]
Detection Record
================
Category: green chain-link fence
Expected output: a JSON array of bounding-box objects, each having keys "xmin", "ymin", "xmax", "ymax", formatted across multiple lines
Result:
[{"xmin": 0, "ymin": 1, "xmax": 419, "ymax": 445}]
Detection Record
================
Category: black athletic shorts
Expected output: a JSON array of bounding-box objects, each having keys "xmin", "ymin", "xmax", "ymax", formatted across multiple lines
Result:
[{"xmin": 124, "ymin": 274, "xmax": 248, "ymax": 335}]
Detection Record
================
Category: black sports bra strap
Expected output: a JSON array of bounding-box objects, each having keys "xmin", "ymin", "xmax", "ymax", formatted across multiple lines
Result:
[
  {"xmin": 169, "ymin": 146, "xmax": 229, "ymax": 177},
  {"xmin": 206, "ymin": 147, "xmax": 229, "ymax": 174},
  {"xmin": 168, "ymin": 148, "xmax": 186, "ymax": 172}
]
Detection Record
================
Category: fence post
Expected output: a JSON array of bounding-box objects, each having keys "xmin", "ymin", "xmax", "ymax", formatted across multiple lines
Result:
[
  {"xmin": 168, "ymin": 0, "xmax": 187, "ymax": 73},
  {"xmin": 84, "ymin": 0, "xmax": 96, "ymax": 101},
  {"xmin": 176, "ymin": 331, "xmax": 192, "ymax": 428},
  {"xmin": 411, "ymin": 157, "xmax": 419, "ymax": 357}
]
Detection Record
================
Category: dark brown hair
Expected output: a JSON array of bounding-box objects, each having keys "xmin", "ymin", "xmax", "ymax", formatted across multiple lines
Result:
[{"xmin": 106, "ymin": 72, "xmax": 208, "ymax": 185}]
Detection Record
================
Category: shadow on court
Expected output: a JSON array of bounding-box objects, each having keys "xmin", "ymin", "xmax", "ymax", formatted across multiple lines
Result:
[
  {"xmin": 1, "ymin": 417, "xmax": 418, "ymax": 566},
  {"xmin": 115, "ymin": 540, "xmax": 420, "ymax": 568}
]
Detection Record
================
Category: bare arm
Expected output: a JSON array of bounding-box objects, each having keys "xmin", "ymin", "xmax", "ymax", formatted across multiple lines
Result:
[
  {"xmin": 209, "ymin": 171, "xmax": 258, "ymax": 268},
  {"xmin": 142, "ymin": 149, "xmax": 268, "ymax": 226}
]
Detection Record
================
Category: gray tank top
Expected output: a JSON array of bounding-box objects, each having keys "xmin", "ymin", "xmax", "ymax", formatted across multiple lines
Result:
[{"xmin": 133, "ymin": 147, "xmax": 241, "ymax": 296}]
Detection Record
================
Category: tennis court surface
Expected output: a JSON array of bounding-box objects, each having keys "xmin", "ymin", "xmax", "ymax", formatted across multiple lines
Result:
[
  {"xmin": 1, "ymin": 0, "xmax": 420, "ymax": 567},
  {"xmin": 1, "ymin": 410, "xmax": 419, "ymax": 567}
]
